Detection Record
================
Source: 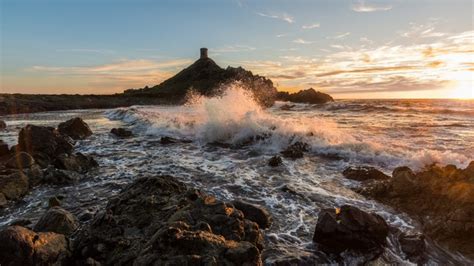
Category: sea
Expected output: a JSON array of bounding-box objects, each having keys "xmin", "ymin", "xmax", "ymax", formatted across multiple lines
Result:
[{"xmin": 1, "ymin": 87, "xmax": 473, "ymax": 264}]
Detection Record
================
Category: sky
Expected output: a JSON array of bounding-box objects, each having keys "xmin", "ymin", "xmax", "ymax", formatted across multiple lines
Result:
[{"xmin": 1, "ymin": 0, "xmax": 473, "ymax": 99}]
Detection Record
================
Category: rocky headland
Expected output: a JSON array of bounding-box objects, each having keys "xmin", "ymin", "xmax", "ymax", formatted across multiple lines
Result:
[{"xmin": 277, "ymin": 88, "xmax": 334, "ymax": 104}]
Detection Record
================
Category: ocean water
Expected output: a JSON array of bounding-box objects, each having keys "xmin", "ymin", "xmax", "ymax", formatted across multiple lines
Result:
[{"xmin": 0, "ymin": 87, "xmax": 473, "ymax": 264}]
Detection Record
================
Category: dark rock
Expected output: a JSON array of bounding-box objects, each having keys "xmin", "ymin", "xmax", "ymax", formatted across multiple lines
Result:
[
  {"xmin": 10, "ymin": 219, "xmax": 32, "ymax": 227},
  {"xmin": 399, "ymin": 233, "xmax": 426, "ymax": 263},
  {"xmin": 58, "ymin": 117, "xmax": 92, "ymax": 140},
  {"xmin": 361, "ymin": 163, "xmax": 474, "ymax": 259},
  {"xmin": 342, "ymin": 166, "xmax": 390, "ymax": 181},
  {"xmin": 48, "ymin": 196, "xmax": 61, "ymax": 208},
  {"xmin": 0, "ymin": 171, "xmax": 29, "ymax": 200},
  {"xmin": 0, "ymin": 140, "xmax": 9, "ymax": 157},
  {"xmin": 42, "ymin": 167, "xmax": 82, "ymax": 185},
  {"xmin": 277, "ymin": 88, "xmax": 333, "ymax": 104},
  {"xmin": 0, "ymin": 226, "xmax": 70, "ymax": 265},
  {"xmin": 54, "ymin": 152, "xmax": 98, "ymax": 173},
  {"xmin": 281, "ymin": 141, "xmax": 309, "ymax": 159},
  {"xmin": 0, "ymin": 120, "xmax": 6, "ymax": 130},
  {"xmin": 110, "ymin": 127, "xmax": 133, "ymax": 138},
  {"xmin": 232, "ymin": 200, "xmax": 272, "ymax": 229},
  {"xmin": 313, "ymin": 205, "xmax": 389, "ymax": 254},
  {"xmin": 72, "ymin": 175, "xmax": 264, "ymax": 265},
  {"xmin": 160, "ymin": 136, "xmax": 179, "ymax": 144},
  {"xmin": 268, "ymin": 155, "xmax": 283, "ymax": 167},
  {"xmin": 0, "ymin": 192, "xmax": 7, "ymax": 208},
  {"xmin": 280, "ymin": 104, "xmax": 295, "ymax": 111},
  {"xmin": 34, "ymin": 207, "xmax": 79, "ymax": 236},
  {"xmin": 18, "ymin": 125, "xmax": 74, "ymax": 161},
  {"xmin": 5, "ymin": 152, "xmax": 35, "ymax": 169}
]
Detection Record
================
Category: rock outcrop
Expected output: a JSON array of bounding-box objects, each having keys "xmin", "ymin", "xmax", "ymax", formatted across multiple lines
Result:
[
  {"xmin": 72, "ymin": 175, "xmax": 266, "ymax": 265},
  {"xmin": 58, "ymin": 117, "xmax": 93, "ymax": 140},
  {"xmin": 277, "ymin": 88, "xmax": 333, "ymax": 104},
  {"xmin": 125, "ymin": 49, "xmax": 278, "ymax": 107},
  {"xmin": 360, "ymin": 162, "xmax": 474, "ymax": 259},
  {"xmin": 342, "ymin": 166, "xmax": 390, "ymax": 181}
]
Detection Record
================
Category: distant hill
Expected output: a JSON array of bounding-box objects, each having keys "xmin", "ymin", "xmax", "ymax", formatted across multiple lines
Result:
[
  {"xmin": 125, "ymin": 48, "xmax": 278, "ymax": 107},
  {"xmin": 277, "ymin": 88, "xmax": 334, "ymax": 104}
]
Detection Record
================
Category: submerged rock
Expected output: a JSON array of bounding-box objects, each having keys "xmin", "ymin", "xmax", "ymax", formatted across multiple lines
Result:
[
  {"xmin": 281, "ymin": 141, "xmax": 309, "ymax": 159},
  {"xmin": 110, "ymin": 127, "xmax": 133, "ymax": 138},
  {"xmin": 0, "ymin": 226, "xmax": 70, "ymax": 266},
  {"xmin": 72, "ymin": 175, "xmax": 265, "ymax": 265},
  {"xmin": 268, "ymin": 155, "xmax": 283, "ymax": 167},
  {"xmin": 361, "ymin": 162, "xmax": 474, "ymax": 259},
  {"xmin": 342, "ymin": 166, "xmax": 390, "ymax": 181},
  {"xmin": 58, "ymin": 117, "xmax": 93, "ymax": 140},
  {"xmin": 232, "ymin": 200, "xmax": 273, "ymax": 229},
  {"xmin": 34, "ymin": 207, "xmax": 79, "ymax": 236},
  {"xmin": 313, "ymin": 205, "xmax": 389, "ymax": 254}
]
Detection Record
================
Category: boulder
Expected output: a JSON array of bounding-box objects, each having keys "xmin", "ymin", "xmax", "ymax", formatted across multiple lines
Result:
[
  {"xmin": 0, "ymin": 226, "xmax": 70, "ymax": 266},
  {"xmin": 0, "ymin": 171, "xmax": 29, "ymax": 200},
  {"xmin": 42, "ymin": 167, "xmax": 82, "ymax": 185},
  {"xmin": 48, "ymin": 196, "xmax": 62, "ymax": 208},
  {"xmin": 0, "ymin": 192, "xmax": 7, "ymax": 208},
  {"xmin": 18, "ymin": 125, "xmax": 74, "ymax": 160},
  {"xmin": 34, "ymin": 207, "xmax": 79, "ymax": 236},
  {"xmin": 5, "ymin": 152, "xmax": 35, "ymax": 169},
  {"xmin": 53, "ymin": 152, "xmax": 98, "ymax": 173},
  {"xmin": 398, "ymin": 233, "xmax": 426, "ymax": 263},
  {"xmin": 268, "ymin": 155, "xmax": 283, "ymax": 167},
  {"xmin": 313, "ymin": 205, "xmax": 389, "ymax": 254},
  {"xmin": 58, "ymin": 117, "xmax": 92, "ymax": 140},
  {"xmin": 0, "ymin": 139, "xmax": 9, "ymax": 157},
  {"xmin": 72, "ymin": 175, "xmax": 265, "ymax": 265},
  {"xmin": 342, "ymin": 166, "xmax": 390, "ymax": 181},
  {"xmin": 0, "ymin": 120, "xmax": 6, "ymax": 130},
  {"xmin": 232, "ymin": 200, "xmax": 272, "ymax": 229},
  {"xmin": 110, "ymin": 128, "xmax": 133, "ymax": 138},
  {"xmin": 281, "ymin": 141, "xmax": 309, "ymax": 159}
]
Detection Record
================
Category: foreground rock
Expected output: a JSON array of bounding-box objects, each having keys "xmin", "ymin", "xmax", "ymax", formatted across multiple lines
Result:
[
  {"xmin": 313, "ymin": 205, "xmax": 389, "ymax": 255},
  {"xmin": 53, "ymin": 152, "xmax": 98, "ymax": 173},
  {"xmin": 58, "ymin": 117, "xmax": 93, "ymax": 140},
  {"xmin": 360, "ymin": 162, "xmax": 474, "ymax": 259},
  {"xmin": 0, "ymin": 226, "xmax": 71, "ymax": 265},
  {"xmin": 277, "ymin": 88, "xmax": 334, "ymax": 104},
  {"xmin": 232, "ymin": 200, "xmax": 273, "ymax": 229},
  {"xmin": 268, "ymin": 155, "xmax": 282, "ymax": 167},
  {"xmin": 0, "ymin": 171, "xmax": 29, "ymax": 201},
  {"xmin": 342, "ymin": 166, "xmax": 390, "ymax": 181},
  {"xmin": 34, "ymin": 207, "xmax": 79, "ymax": 236},
  {"xmin": 72, "ymin": 175, "xmax": 265, "ymax": 265},
  {"xmin": 110, "ymin": 127, "xmax": 133, "ymax": 138}
]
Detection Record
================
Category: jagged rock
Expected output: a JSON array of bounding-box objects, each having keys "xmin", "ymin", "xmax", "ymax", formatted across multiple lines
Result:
[
  {"xmin": 58, "ymin": 117, "xmax": 92, "ymax": 140},
  {"xmin": 0, "ymin": 120, "xmax": 6, "ymax": 130},
  {"xmin": 72, "ymin": 175, "xmax": 265, "ymax": 265},
  {"xmin": 361, "ymin": 163, "xmax": 474, "ymax": 259},
  {"xmin": 5, "ymin": 152, "xmax": 35, "ymax": 169},
  {"xmin": 18, "ymin": 125, "xmax": 74, "ymax": 161},
  {"xmin": 110, "ymin": 127, "xmax": 133, "ymax": 138},
  {"xmin": 54, "ymin": 152, "xmax": 98, "ymax": 173},
  {"xmin": 277, "ymin": 88, "xmax": 333, "ymax": 104},
  {"xmin": 0, "ymin": 226, "xmax": 70, "ymax": 265},
  {"xmin": 342, "ymin": 166, "xmax": 390, "ymax": 181},
  {"xmin": 0, "ymin": 140, "xmax": 9, "ymax": 157},
  {"xmin": 0, "ymin": 171, "xmax": 29, "ymax": 200},
  {"xmin": 232, "ymin": 200, "xmax": 272, "ymax": 229},
  {"xmin": 34, "ymin": 207, "xmax": 79, "ymax": 236},
  {"xmin": 313, "ymin": 205, "xmax": 389, "ymax": 254},
  {"xmin": 42, "ymin": 167, "xmax": 82, "ymax": 185},
  {"xmin": 268, "ymin": 155, "xmax": 283, "ymax": 167},
  {"xmin": 281, "ymin": 141, "xmax": 309, "ymax": 159},
  {"xmin": 399, "ymin": 233, "xmax": 426, "ymax": 263}
]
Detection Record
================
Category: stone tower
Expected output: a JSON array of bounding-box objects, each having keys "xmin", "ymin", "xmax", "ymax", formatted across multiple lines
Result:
[{"xmin": 200, "ymin": 48, "xmax": 208, "ymax": 59}]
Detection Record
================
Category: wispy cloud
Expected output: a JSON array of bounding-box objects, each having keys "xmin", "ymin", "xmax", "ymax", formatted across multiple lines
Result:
[
  {"xmin": 302, "ymin": 23, "xmax": 320, "ymax": 29},
  {"xmin": 399, "ymin": 22, "xmax": 446, "ymax": 39},
  {"xmin": 213, "ymin": 45, "xmax": 256, "ymax": 53},
  {"xmin": 293, "ymin": 38, "xmax": 313, "ymax": 44},
  {"xmin": 327, "ymin": 32, "xmax": 351, "ymax": 40},
  {"xmin": 351, "ymin": 0, "xmax": 392, "ymax": 12},
  {"xmin": 256, "ymin": 12, "xmax": 294, "ymax": 23}
]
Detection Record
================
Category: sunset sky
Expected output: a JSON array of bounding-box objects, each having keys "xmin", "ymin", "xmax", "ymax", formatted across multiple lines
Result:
[{"xmin": 1, "ymin": 0, "xmax": 473, "ymax": 98}]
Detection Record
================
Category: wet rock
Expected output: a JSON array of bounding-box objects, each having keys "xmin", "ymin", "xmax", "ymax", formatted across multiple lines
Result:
[
  {"xmin": 0, "ymin": 171, "xmax": 29, "ymax": 200},
  {"xmin": 160, "ymin": 136, "xmax": 179, "ymax": 144},
  {"xmin": 361, "ymin": 163, "xmax": 474, "ymax": 259},
  {"xmin": 281, "ymin": 141, "xmax": 309, "ymax": 159},
  {"xmin": 34, "ymin": 207, "xmax": 79, "ymax": 236},
  {"xmin": 313, "ymin": 205, "xmax": 389, "ymax": 254},
  {"xmin": 268, "ymin": 155, "xmax": 283, "ymax": 167},
  {"xmin": 58, "ymin": 117, "xmax": 92, "ymax": 140},
  {"xmin": 72, "ymin": 175, "xmax": 264, "ymax": 265},
  {"xmin": 48, "ymin": 196, "xmax": 61, "ymax": 208},
  {"xmin": 342, "ymin": 166, "xmax": 390, "ymax": 181},
  {"xmin": 10, "ymin": 219, "xmax": 33, "ymax": 227},
  {"xmin": 18, "ymin": 125, "xmax": 74, "ymax": 161},
  {"xmin": 5, "ymin": 152, "xmax": 35, "ymax": 169},
  {"xmin": 54, "ymin": 152, "xmax": 98, "ymax": 173},
  {"xmin": 0, "ymin": 120, "xmax": 6, "ymax": 130},
  {"xmin": 280, "ymin": 104, "xmax": 295, "ymax": 111},
  {"xmin": 0, "ymin": 192, "xmax": 7, "ymax": 208},
  {"xmin": 0, "ymin": 226, "xmax": 70, "ymax": 266},
  {"xmin": 0, "ymin": 140, "xmax": 9, "ymax": 157},
  {"xmin": 42, "ymin": 167, "xmax": 82, "ymax": 185},
  {"xmin": 110, "ymin": 127, "xmax": 133, "ymax": 138},
  {"xmin": 232, "ymin": 200, "xmax": 272, "ymax": 229},
  {"xmin": 399, "ymin": 233, "xmax": 426, "ymax": 263}
]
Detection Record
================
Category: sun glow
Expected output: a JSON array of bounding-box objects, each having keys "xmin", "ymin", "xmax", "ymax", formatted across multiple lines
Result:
[{"xmin": 448, "ymin": 71, "xmax": 473, "ymax": 99}]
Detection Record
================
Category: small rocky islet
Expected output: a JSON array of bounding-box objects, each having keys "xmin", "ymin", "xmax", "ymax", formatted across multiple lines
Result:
[{"xmin": 0, "ymin": 117, "xmax": 473, "ymax": 265}]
